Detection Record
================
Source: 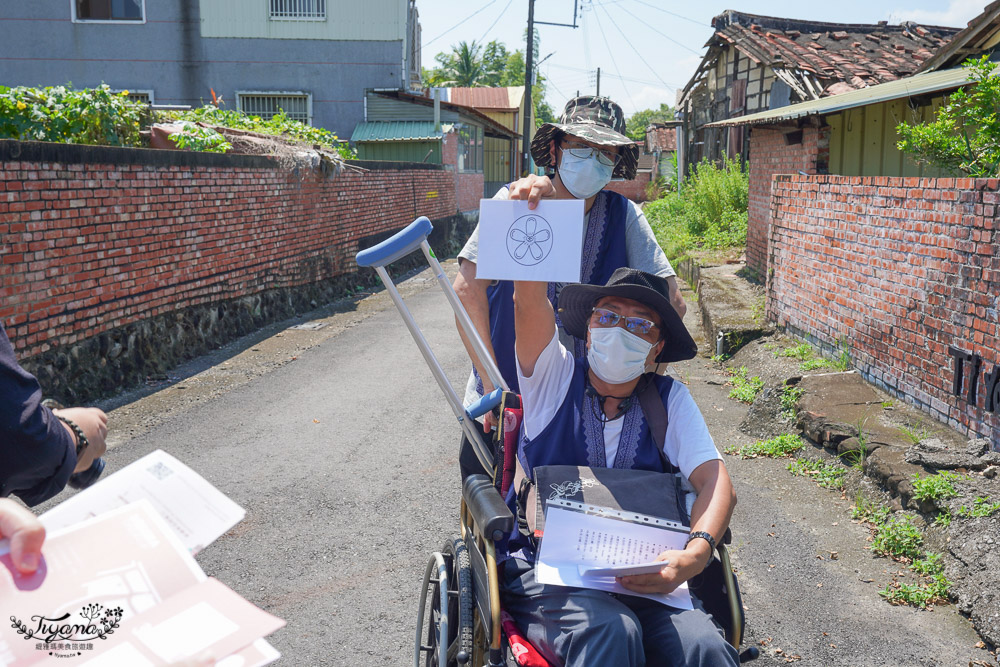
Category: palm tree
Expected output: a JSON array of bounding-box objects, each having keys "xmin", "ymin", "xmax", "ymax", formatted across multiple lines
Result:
[{"xmin": 435, "ymin": 41, "xmax": 487, "ymax": 87}]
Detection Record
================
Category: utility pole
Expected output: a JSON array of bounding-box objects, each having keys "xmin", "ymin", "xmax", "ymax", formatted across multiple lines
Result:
[
  {"xmin": 522, "ymin": 0, "xmax": 535, "ymax": 176},
  {"xmin": 596, "ymin": 67, "xmax": 600, "ymax": 97},
  {"xmin": 522, "ymin": 0, "xmax": 579, "ymax": 176}
]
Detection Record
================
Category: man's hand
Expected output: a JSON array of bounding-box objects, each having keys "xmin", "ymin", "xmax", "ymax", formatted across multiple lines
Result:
[
  {"xmin": 53, "ymin": 407, "xmax": 108, "ymax": 472},
  {"xmin": 617, "ymin": 541, "xmax": 712, "ymax": 595},
  {"xmin": 508, "ymin": 174, "xmax": 557, "ymax": 209},
  {"xmin": 0, "ymin": 499, "xmax": 45, "ymax": 574}
]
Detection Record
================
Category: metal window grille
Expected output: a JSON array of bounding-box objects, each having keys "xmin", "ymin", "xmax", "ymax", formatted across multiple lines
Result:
[
  {"xmin": 269, "ymin": 0, "xmax": 326, "ymax": 19},
  {"xmin": 237, "ymin": 93, "xmax": 311, "ymax": 124},
  {"xmin": 124, "ymin": 91, "xmax": 152, "ymax": 104}
]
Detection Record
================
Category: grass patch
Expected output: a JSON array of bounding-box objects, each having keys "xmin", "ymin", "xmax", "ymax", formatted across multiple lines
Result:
[
  {"xmin": 880, "ymin": 574, "xmax": 951, "ymax": 608},
  {"xmin": 780, "ymin": 384, "xmax": 804, "ymax": 420},
  {"xmin": 871, "ymin": 515, "xmax": 924, "ymax": 560},
  {"xmin": 727, "ymin": 366, "xmax": 764, "ymax": 404},
  {"xmin": 851, "ymin": 496, "xmax": 892, "ymax": 525},
  {"xmin": 800, "ymin": 357, "xmax": 834, "ymax": 371},
  {"xmin": 897, "ymin": 422, "xmax": 928, "ymax": 445},
  {"xmin": 957, "ymin": 496, "xmax": 1000, "ymax": 518},
  {"xmin": 910, "ymin": 471, "xmax": 963, "ymax": 503},
  {"xmin": 726, "ymin": 433, "xmax": 804, "ymax": 459},
  {"xmin": 775, "ymin": 342, "xmax": 813, "ymax": 360},
  {"xmin": 787, "ymin": 457, "xmax": 846, "ymax": 489}
]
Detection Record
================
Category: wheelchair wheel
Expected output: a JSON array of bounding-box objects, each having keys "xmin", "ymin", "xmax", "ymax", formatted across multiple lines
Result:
[{"xmin": 417, "ymin": 535, "xmax": 474, "ymax": 667}]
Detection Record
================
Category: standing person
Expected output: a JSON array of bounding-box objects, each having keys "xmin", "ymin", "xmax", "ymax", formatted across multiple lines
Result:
[
  {"xmin": 0, "ymin": 321, "xmax": 108, "ymax": 506},
  {"xmin": 502, "ymin": 268, "xmax": 738, "ymax": 666},
  {"xmin": 453, "ymin": 95, "xmax": 685, "ymax": 477}
]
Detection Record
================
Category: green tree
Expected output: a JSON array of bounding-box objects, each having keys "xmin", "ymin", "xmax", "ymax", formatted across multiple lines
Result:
[
  {"xmin": 625, "ymin": 103, "xmax": 675, "ymax": 141},
  {"xmin": 430, "ymin": 41, "xmax": 487, "ymax": 87},
  {"xmin": 897, "ymin": 56, "xmax": 1000, "ymax": 176},
  {"xmin": 481, "ymin": 40, "xmax": 510, "ymax": 87}
]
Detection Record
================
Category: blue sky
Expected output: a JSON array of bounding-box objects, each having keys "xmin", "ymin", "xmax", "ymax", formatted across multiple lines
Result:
[{"xmin": 416, "ymin": 0, "xmax": 986, "ymax": 117}]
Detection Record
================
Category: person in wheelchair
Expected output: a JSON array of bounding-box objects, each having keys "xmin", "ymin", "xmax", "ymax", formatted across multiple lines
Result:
[{"xmin": 503, "ymin": 267, "xmax": 739, "ymax": 666}]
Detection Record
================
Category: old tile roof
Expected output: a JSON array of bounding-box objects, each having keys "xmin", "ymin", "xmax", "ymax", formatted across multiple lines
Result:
[
  {"xmin": 917, "ymin": 0, "xmax": 1000, "ymax": 73},
  {"xmin": 646, "ymin": 124, "xmax": 679, "ymax": 152},
  {"xmin": 708, "ymin": 10, "xmax": 960, "ymax": 98}
]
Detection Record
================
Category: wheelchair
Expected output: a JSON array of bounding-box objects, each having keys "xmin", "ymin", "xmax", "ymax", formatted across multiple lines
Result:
[{"xmin": 356, "ymin": 217, "xmax": 759, "ymax": 667}]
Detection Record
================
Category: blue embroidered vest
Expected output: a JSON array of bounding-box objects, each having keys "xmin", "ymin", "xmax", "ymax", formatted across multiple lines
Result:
[
  {"xmin": 503, "ymin": 361, "xmax": 675, "ymax": 561},
  {"xmin": 475, "ymin": 190, "xmax": 631, "ymax": 396}
]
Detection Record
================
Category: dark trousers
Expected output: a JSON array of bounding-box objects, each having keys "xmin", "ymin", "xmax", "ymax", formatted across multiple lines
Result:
[
  {"xmin": 459, "ymin": 429, "xmax": 494, "ymax": 482},
  {"xmin": 500, "ymin": 557, "xmax": 740, "ymax": 667}
]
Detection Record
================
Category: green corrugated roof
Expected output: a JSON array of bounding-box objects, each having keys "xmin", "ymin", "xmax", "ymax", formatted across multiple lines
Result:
[
  {"xmin": 351, "ymin": 121, "xmax": 452, "ymax": 142},
  {"xmin": 705, "ymin": 67, "xmax": 974, "ymax": 128}
]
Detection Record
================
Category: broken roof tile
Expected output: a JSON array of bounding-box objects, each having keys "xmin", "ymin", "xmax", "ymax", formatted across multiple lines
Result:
[{"xmin": 705, "ymin": 10, "xmax": 959, "ymax": 97}]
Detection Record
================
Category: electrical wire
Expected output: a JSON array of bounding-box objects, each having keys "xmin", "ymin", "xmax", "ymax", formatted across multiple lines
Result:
[
  {"xmin": 476, "ymin": 0, "xmax": 515, "ymax": 46},
  {"xmin": 422, "ymin": 1, "xmax": 497, "ymax": 50},
  {"xmin": 597, "ymin": 1, "xmax": 675, "ymax": 90},
  {"xmin": 547, "ymin": 63, "xmax": 674, "ymax": 88},
  {"xmin": 592, "ymin": 2, "xmax": 637, "ymax": 111},
  {"xmin": 615, "ymin": 2, "xmax": 703, "ymax": 56},
  {"xmin": 629, "ymin": 0, "xmax": 709, "ymax": 27}
]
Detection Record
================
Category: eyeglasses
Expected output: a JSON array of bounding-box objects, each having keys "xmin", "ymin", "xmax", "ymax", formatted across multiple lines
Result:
[
  {"xmin": 561, "ymin": 141, "xmax": 621, "ymax": 168},
  {"xmin": 591, "ymin": 307, "xmax": 658, "ymax": 336}
]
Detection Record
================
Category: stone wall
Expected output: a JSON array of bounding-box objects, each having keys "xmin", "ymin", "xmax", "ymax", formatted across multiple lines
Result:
[
  {"xmin": 768, "ymin": 174, "xmax": 1000, "ymax": 448},
  {"xmin": 746, "ymin": 125, "xmax": 829, "ymax": 283},
  {"xmin": 0, "ymin": 140, "xmax": 466, "ymax": 403}
]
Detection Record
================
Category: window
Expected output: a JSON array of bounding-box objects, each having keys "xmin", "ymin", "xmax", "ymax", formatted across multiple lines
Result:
[
  {"xmin": 113, "ymin": 89, "xmax": 154, "ymax": 104},
  {"xmin": 237, "ymin": 92, "xmax": 312, "ymax": 124},
  {"xmin": 457, "ymin": 124, "xmax": 483, "ymax": 173},
  {"xmin": 75, "ymin": 0, "xmax": 144, "ymax": 21},
  {"xmin": 269, "ymin": 0, "xmax": 326, "ymax": 20}
]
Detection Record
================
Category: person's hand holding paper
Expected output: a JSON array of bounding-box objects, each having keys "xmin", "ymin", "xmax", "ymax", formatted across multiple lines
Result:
[{"xmin": 475, "ymin": 199, "xmax": 585, "ymax": 283}]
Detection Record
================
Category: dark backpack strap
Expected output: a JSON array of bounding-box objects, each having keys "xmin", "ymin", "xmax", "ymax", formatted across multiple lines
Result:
[{"xmin": 639, "ymin": 377, "xmax": 679, "ymax": 474}]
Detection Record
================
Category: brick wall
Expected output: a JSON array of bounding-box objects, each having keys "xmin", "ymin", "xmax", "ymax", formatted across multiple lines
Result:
[
  {"xmin": 768, "ymin": 174, "xmax": 1000, "ymax": 447},
  {"xmin": 746, "ymin": 126, "xmax": 829, "ymax": 282},
  {"xmin": 442, "ymin": 132, "xmax": 486, "ymax": 212},
  {"xmin": 604, "ymin": 172, "xmax": 651, "ymax": 203},
  {"xmin": 0, "ymin": 140, "xmax": 460, "ymax": 398}
]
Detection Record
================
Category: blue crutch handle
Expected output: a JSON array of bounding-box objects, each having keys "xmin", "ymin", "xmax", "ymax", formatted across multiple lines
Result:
[
  {"xmin": 465, "ymin": 388, "xmax": 504, "ymax": 421},
  {"xmin": 355, "ymin": 216, "xmax": 434, "ymax": 268}
]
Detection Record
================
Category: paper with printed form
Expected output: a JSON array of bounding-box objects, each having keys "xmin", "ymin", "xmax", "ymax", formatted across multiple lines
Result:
[
  {"xmin": 535, "ymin": 504, "xmax": 694, "ymax": 610},
  {"xmin": 1, "ymin": 502, "xmax": 283, "ymax": 667},
  {"xmin": 476, "ymin": 198, "xmax": 585, "ymax": 282},
  {"xmin": 40, "ymin": 449, "xmax": 245, "ymax": 554}
]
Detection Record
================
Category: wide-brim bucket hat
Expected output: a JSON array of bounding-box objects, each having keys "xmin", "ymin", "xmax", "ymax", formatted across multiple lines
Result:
[
  {"xmin": 531, "ymin": 95, "xmax": 639, "ymax": 180},
  {"xmin": 558, "ymin": 268, "xmax": 697, "ymax": 364}
]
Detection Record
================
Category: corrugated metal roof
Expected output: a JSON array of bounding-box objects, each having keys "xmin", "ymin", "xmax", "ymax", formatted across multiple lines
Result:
[
  {"xmin": 350, "ymin": 121, "xmax": 452, "ymax": 142},
  {"xmin": 705, "ymin": 66, "xmax": 971, "ymax": 127},
  {"xmin": 448, "ymin": 87, "xmax": 517, "ymax": 109}
]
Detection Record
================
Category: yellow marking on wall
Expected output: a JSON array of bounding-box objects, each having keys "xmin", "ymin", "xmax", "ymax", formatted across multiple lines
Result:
[{"xmin": 425, "ymin": 190, "xmax": 439, "ymax": 199}]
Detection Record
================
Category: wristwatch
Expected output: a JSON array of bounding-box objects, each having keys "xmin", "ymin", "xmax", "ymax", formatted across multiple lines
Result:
[
  {"xmin": 56, "ymin": 415, "xmax": 89, "ymax": 458},
  {"xmin": 686, "ymin": 530, "xmax": 717, "ymax": 557}
]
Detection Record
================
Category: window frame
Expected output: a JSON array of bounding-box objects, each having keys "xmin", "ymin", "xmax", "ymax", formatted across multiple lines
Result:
[
  {"xmin": 71, "ymin": 0, "xmax": 147, "ymax": 24},
  {"xmin": 457, "ymin": 123, "xmax": 484, "ymax": 174},
  {"xmin": 112, "ymin": 89, "xmax": 155, "ymax": 104},
  {"xmin": 268, "ymin": 0, "xmax": 327, "ymax": 21},
  {"xmin": 235, "ymin": 91, "xmax": 313, "ymax": 126}
]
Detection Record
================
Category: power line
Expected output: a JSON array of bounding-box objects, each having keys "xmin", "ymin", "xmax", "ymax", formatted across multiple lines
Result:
[
  {"xmin": 547, "ymin": 63, "xmax": 678, "ymax": 88},
  {"xmin": 422, "ymin": 1, "xmax": 497, "ymax": 50},
  {"xmin": 629, "ymin": 0, "xmax": 709, "ymax": 27},
  {"xmin": 615, "ymin": 2, "xmax": 703, "ymax": 56},
  {"xmin": 591, "ymin": 2, "xmax": 637, "ymax": 111},
  {"xmin": 596, "ymin": 1, "xmax": 675, "ymax": 91},
  {"xmin": 476, "ymin": 0, "xmax": 515, "ymax": 46}
]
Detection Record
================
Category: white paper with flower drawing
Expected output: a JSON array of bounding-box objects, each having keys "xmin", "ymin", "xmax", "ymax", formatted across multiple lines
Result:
[{"xmin": 476, "ymin": 198, "xmax": 585, "ymax": 282}]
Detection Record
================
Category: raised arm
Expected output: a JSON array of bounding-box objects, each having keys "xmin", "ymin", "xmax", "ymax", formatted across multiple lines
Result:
[{"xmin": 512, "ymin": 280, "xmax": 555, "ymax": 378}]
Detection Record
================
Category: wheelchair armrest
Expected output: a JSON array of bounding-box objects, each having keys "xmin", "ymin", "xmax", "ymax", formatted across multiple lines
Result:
[
  {"xmin": 462, "ymin": 474, "xmax": 514, "ymax": 542},
  {"xmin": 722, "ymin": 527, "xmax": 732, "ymax": 546}
]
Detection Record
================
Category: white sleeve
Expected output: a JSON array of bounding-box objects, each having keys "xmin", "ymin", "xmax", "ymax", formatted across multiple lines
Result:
[
  {"xmin": 515, "ymin": 330, "xmax": 574, "ymax": 441},
  {"xmin": 661, "ymin": 381, "xmax": 722, "ymax": 479},
  {"xmin": 458, "ymin": 186, "xmax": 510, "ymax": 265},
  {"xmin": 625, "ymin": 201, "xmax": 675, "ymax": 278}
]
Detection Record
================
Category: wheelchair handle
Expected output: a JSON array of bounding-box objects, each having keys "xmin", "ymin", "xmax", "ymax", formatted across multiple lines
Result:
[
  {"xmin": 465, "ymin": 388, "xmax": 503, "ymax": 421},
  {"xmin": 356, "ymin": 216, "xmax": 433, "ymax": 268}
]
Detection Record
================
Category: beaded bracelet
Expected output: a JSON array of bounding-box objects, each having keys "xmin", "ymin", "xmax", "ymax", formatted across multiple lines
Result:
[{"xmin": 55, "ymin": 415, "xmax": 89, "ymax": 458}]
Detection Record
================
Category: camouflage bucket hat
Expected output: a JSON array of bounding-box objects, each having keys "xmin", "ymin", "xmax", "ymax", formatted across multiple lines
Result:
[{"xmin": 531, "ymin": 95, "xmax": 639, "ymax": 180}]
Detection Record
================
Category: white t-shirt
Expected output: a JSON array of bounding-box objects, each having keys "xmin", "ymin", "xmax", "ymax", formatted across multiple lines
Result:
[
  {"xmin": 515, "ymin": 331, "xmax": 722, "ymax": 480},
  {"xmin": 460, "ymin": 186, "xmax": 675, "ymax": 408}
]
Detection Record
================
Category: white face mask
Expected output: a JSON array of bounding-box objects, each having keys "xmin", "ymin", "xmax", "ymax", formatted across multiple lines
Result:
[
  {"xmin": 587, "ymin": 325, "xmax": 655, "ymax": 384},
  {"xmin": 558, "ymin": 149, "xmax": 614, "ymax": 199}
]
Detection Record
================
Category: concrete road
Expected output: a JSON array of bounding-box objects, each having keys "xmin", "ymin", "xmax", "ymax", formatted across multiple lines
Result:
[{"xmin": 36, "ymin": 262, "xmax": 994, "ymax": 666}]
